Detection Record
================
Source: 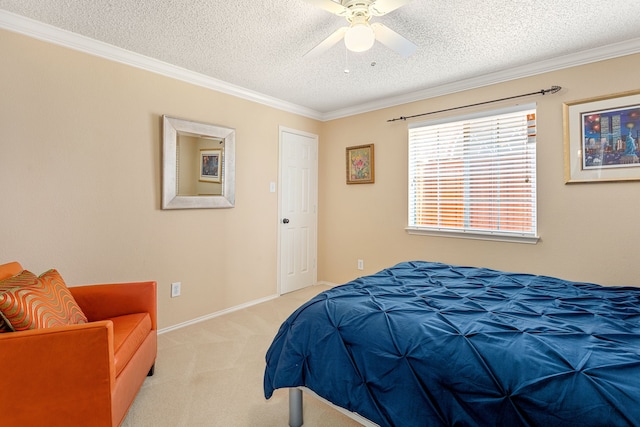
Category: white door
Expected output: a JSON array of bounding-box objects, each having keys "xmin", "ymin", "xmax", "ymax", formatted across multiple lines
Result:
[{"xmin": 278, "ymin": 127, "xmax": 318, "ymax": 294}]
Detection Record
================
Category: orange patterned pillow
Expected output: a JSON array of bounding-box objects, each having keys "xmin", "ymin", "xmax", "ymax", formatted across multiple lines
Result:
[
  {"xmin": 0, "ymin": 270, "xmax": 39, "ymax": 332},
  {"xmin": 0, "ymin": 269, "xmax": 88, "ymax": 332}
]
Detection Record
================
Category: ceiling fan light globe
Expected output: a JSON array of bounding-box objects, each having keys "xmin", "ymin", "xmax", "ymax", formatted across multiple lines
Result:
[{"xmin": 344, "ymin": 24, "xmax": 375, "ymax": 52}]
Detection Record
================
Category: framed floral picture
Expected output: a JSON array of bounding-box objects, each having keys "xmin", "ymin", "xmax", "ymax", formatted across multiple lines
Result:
[
  {"xmin": 346, "ymin": 144, "xmax": 375, "ymax": 184},
  {"xmin": 563, "ymin": 90, "xmax": 640, "ymax": 183}
]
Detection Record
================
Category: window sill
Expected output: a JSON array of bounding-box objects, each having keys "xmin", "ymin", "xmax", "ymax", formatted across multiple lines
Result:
[{"xmin": 405, "ymin": 227, "xmax": 539, "ymax": 244}]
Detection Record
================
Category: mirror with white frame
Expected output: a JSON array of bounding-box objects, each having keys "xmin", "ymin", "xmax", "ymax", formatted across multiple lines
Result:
[{"xmin": 162, "ymin": 116, "xmax": 235, "ymax": 209}]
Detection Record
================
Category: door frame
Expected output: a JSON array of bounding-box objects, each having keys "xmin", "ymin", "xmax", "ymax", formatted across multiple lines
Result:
[{"xmin": 277, "ymin": 126, "xmax": 319, "ymax": 295}]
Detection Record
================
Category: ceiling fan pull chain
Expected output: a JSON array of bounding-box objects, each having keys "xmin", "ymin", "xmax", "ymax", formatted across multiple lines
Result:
[{"xmin": 344, "ymin": 46, "xmax": 350, "ymax": 74}]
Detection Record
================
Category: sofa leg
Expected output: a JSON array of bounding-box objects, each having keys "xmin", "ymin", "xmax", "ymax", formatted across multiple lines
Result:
[{"xmin": 147, "ymin": 363, "xmax": 155, "ymax": 376}]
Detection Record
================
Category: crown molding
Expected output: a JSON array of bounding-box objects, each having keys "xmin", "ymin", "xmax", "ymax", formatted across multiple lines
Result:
[
  {"xmin": 0, "ymin": 10, "xmax": 324, "ymax": 121},
  {"xmin": 322, "ymin": 37, "xmax": 640, "ymax": 120},
  {"xmin": 2, "ymin": 9, "xmax": 639, "ymax": 122}
]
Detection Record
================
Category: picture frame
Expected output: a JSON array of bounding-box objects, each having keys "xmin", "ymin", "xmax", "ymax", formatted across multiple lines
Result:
[
  {"xmin": 563, "ymin": 90, "xmax": 640, "ymax": 183},
  {"xmin": 199, "ymin": 148, "xmax": 222, "ymax": 183},
  {"xmin": 346, "ymin": 144, "xmax": 375, "ymax": 184}
]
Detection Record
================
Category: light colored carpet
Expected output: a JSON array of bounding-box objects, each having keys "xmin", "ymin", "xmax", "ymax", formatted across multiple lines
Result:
[{"xmin": 121, "ymin": 285, "xmax": 362, "ymax": 427}]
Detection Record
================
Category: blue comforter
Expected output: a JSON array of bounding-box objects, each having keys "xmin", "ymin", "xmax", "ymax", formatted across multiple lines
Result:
[{"xmin": 264, "ymin": 261, "xmax": 640, "ymax": 427}]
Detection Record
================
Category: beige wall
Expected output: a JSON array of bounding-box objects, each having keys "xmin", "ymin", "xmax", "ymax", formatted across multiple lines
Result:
[
  {"xmin": 0, "ymin": 30, "xmax": 320, "ymax": 329},
  {"xmin": 319, "ymin": 53, "xmax": 640, "ymax": 287},
  {"xmin": 2, "ymin": 28, "xmax": 639, "ymax": 330}
]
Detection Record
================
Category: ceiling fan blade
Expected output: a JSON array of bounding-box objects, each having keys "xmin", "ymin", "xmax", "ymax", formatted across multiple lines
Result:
[
  {"xmin": 372, "ymin": 23, "xmax": 417, "ymax": 57},
  {"xmin": 304, "ymin": 27, "xmax": 348, "ymax": 58},
  {"xmin": 305, "ymin": 0, "xmax": 348, "ymax": 16},
  {"xmin": 370, "ymin": 0, "xmax": 413, "ymax": 15}
]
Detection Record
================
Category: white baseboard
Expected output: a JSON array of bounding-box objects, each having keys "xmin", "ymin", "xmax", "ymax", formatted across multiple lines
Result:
[
  {"xmin": 158, "ymin": 293, "xmax": 279, "ymax": 334},
  {"xmin": 316, "ymin": 281, "xmax": 339, "ymax": 287},
  {"xmin": 299, "ymin": 387, "xmax": 380, "ymax": 427},
  {"xmin": 157, "ymin": 282, "xmax": 341, "ymax": 334}
]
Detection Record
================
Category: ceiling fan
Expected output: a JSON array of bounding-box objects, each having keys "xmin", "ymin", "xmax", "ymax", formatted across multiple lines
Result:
[{"xmin": 304, "ymin": 0, "xmax": 417, "ymax": 58}]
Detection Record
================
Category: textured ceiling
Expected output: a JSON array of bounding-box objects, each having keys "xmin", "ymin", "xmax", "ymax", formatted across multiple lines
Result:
[{"xmin": 2, "ymin": 0, "xmax": 640, "ymax": 119}]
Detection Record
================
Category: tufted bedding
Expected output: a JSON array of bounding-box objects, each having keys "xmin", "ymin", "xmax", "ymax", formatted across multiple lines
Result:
[{"xmin": 264, "ymin": 261, "xmax": 640, "ymax": 427}]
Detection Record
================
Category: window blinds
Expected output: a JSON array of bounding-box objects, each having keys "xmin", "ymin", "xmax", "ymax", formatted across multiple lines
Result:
[{"xmin": 408, "ymin": 105, "xmax": 537, "ymax": 238}]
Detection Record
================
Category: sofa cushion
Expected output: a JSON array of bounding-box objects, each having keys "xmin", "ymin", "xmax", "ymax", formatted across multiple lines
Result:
[
  {"xmin": 109, "ymin": 312, "xmax": 152, "ymax": 377},
  {"xmin": 0, "ymin": 270, "xmax": 39, "ymax": 332},
  {"xmin": 0, "ymin": 262, "xmax": 24, "ymax": 281},
  {"xmin": 0, "ymin": 269, "xmax": 88, "ymax": 332}
]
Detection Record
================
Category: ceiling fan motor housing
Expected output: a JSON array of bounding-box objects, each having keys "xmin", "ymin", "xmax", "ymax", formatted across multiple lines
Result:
[{"xmin": 342, "ymin": 0, "xmax": 375, "ymax": 22}]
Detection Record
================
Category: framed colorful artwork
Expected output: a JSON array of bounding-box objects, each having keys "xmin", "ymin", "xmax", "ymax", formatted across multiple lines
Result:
[
  {"xmin": 199, "ymin": 149, "xmax": 221, "ymax": 183},
  {"xmin": 346, "ymin": 144, "xmax": 375, "ymax": 184},
  {"xmin": 563, "ymin": 90, "xmax": 640, "ymax": 183}
]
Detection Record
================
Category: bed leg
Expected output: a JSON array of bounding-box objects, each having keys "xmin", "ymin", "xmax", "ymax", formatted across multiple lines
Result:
[{"xmin": 289, "ymin": 388, "xmax": 303, "ymax": 427}]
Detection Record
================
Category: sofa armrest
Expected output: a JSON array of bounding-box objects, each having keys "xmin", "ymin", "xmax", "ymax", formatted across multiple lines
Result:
[
  {"xmin": 0, "ymin": 322, "xmax": 116, "ymax": 426},
  {"xmin": 70, "ymin": 281, "xmax": 157, "ymax": 330}
]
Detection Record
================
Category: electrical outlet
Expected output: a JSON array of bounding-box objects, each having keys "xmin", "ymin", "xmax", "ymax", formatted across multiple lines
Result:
[
  {"xmin": 357, "ymin": 259, "xmax": 364, "ymax": 270},
  {"xmin": 171, "ymin": 282, "xmax": 181, "ymax": 298}
]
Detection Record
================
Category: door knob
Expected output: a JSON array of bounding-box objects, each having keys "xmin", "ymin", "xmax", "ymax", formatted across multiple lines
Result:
[{"xmin": 282, "ymin": 218, "xmax": 290, "ymax": 224}]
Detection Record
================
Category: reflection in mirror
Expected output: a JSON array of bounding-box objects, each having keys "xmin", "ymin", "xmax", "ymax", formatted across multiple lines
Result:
[
  {"xmin": 177, "ymin": 134, "xmax": 224, "ymax": 196},
  {"xmin": 162, "ymin": 116, "xmax": 235, "ymax": 209}
]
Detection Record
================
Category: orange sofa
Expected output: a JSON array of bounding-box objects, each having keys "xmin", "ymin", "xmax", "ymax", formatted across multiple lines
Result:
[{"xmin": 0, "ymin": 261, "xmax": 157, "ymax": 427}]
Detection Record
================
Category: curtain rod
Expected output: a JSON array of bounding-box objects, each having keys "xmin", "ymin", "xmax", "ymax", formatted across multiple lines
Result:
[{"xmin": 387, "ymin": 85, "xmax": 562, "ymax": 122}]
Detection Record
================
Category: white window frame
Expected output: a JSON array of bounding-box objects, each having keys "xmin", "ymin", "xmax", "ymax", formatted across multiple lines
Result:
[{"xmin": 406, "ymin": 103, "xmax": 539, "ymax": 244}]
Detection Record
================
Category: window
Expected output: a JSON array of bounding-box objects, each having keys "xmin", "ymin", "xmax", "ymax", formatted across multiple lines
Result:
[{"xmin": 407, "ymin": 104, "xmax": 538, "ymax": 243}]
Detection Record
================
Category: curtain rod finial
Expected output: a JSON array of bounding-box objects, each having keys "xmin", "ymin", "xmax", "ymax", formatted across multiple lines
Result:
[{"xmin": 544, "ymin": 85, "xmax": 561, "ymax": 95}]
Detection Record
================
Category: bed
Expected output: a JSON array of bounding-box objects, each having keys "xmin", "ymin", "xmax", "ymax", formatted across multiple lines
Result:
[{"xmin": 264, "ymin": 261, "xmax": 640, "ymax": 427}]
